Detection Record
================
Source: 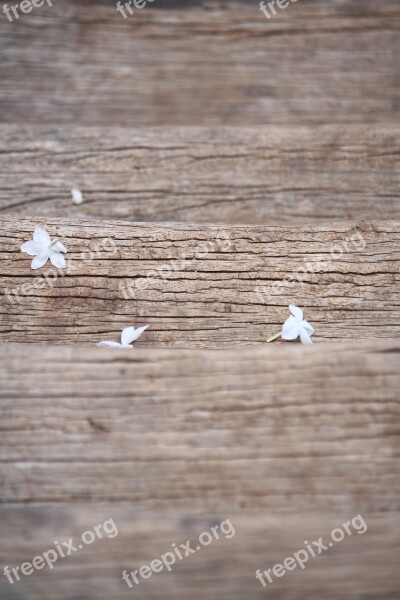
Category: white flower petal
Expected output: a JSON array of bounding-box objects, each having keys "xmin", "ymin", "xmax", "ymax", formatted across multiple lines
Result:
[
  {"xmin": 300, "ymin": 327, "xmax": 313, "ymax": 345},
  {"xmin": 128, "ymin": 325, "xmax": 149, "ymax": 344},
  {"xmin": 121, "ymin": 325, "xmax": 149, "ymax": 345},
  {"xmin": 96, "ymin": 341, "xmax": 124, "ymax": 348},
  {"xmin": 52, "ymin": 241, "xmax": 68, "ymax": 253},
  {"xmin": 121, "ymin": 326, "xmax": 136, "ymax": 346},
  {"xmin": 289, "ymin": 304, "xmax": 303, "ymax": 322},
  {"xmin": 281, "ymin": 315, "xmax": 300, "ymax": 340},
  {"xmin": 49, "ymin": 250, "xmax": 66, "ymax": 269},
  {"xmin": 130, "ymin": 325, "xmax": 149, "ymax": 341},
  {"xmin": 71, "ymin": 189, "xmax": 84, "ymax": 205},
  {"xmin": 302, "ymin": 320, "xmax": 314, "ymax": 336},
  {"xmin": 31, "ymin": 249, "xmax": 50, "ymax": 270},
  {"xmin": 21, "ymin": 240, "xmax": 43, "ymax": 256},
  {"xmin": 33, "ymin": 227, "xmax": 51, "ymax": 246}
]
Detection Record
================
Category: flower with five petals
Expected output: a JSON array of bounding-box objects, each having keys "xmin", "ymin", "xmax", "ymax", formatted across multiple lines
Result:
[
  {"xmin": 21, "ymin": 227, "xmax": 68, "ymax": 270},
  {"xmin": 281, "ymin": 304, "xmax": 314, "ymax": 345},
  {"xmin": 268, "ymin": 304, "xmax": 315, "ymax": 345}
]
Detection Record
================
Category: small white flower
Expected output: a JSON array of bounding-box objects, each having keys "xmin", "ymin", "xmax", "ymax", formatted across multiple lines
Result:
[
  {"xmin": 71, "ymin": 188, "xmax": 84, "ymax": 205},
  {"xmin": 97, "ymin": 325, "xmax": 149, "ymax": 348},
  {"xmin": 21, "ymin": 227, "xmax": 68, "ymax": 270},
  {"xmin": 267, "ymin": 304, "xmax": 315, "ymax": 345},
  {"xmin": 281, "ymin": 304, "xmax": 314, "ymax": 345}
]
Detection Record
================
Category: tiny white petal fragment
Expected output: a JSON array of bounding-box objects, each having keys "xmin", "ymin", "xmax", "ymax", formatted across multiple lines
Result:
[
  {"xmin": 97, "ymin": 325, "xmax": 149, "ymax": 349},
  {"xmin": 71, "ymin": 189, "xmax": 84, "ymax": 205},
  {"xmin": 21, "ymin": 227, "xmax": 68, "ymax": 270},
  {"xmin": 281, "ymin": 304, "xmax": 314, "ymax": 345}
]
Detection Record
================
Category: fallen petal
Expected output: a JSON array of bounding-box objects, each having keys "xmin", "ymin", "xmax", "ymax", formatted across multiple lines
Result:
[
  {"xmin": 121, "ymin": 326, "xmax": 136, "ymax": 346},
  {"xmin": 71, "ymin": 189, "xmax": 84, "ymax": 205},
  {"xmin": 127, "ymin": 325, "xmax": 149, "ymax": 343},
  {"xmin": 49, "ymin": 250, "xmax": 66, "ymax": 269},
  {"xmin": 21, "ymin": 240, "xmax": 43, "ymax": 256},
  {"xmin": 289, "ymin": 304, "xmax": 303, "ymax": 321},
  {"xmin": 302, "ymin": 320, "xmax": 315, "ymax": 336},
  {"xmin": 31, "ymin": 249, "xmax": 50, "ymax": 270},
  {"xmin": 300, "ymin": 327, "xmax": 313, "ymax": 345},
  {"xmin": 281, "ymin": 315, "xmax": 300, "ymax": 340},
  {"xmin": 33, "ymin": 227, "xmax": 51, "ymax": 246},
  {"xmin": 52, "ymin": 241, "xmax": 68, "ymax": 254}
]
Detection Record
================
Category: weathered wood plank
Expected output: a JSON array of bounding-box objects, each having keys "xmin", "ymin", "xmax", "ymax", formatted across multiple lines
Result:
[
  {"xmin": 0, "ymin": 0, "xmax": 399, "ymax": 127},
  {"xmin": 0, "ymin": 507, "xmax": 398, "ymax": 599},
  {"xmin": 0, "ymin": 125, "xmax": 399, "ymax": 224},
  {"xmin": 0, "ymin": 216, "xmax": 399, "ymax": 345},
  {"xmin": 1, "ymin": 340, "xmax": 399, "ymax": 508}
]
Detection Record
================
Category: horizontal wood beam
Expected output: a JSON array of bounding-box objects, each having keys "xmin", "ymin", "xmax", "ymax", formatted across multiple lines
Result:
[
  {"xmin": 0, "ymin": 0, "xmax": 399, "ymax": 127},
  {"xmin": 1, "ymin": 340, "xmax": 399, "ymax": 509},
  {"xmin": 0, "ymin": 216, "xmax": 399, "ymax": 346},
  {"xmin": 0, "ymin": 507, "xmax": 398, "ymax": 599},
  {"xmin": 0, "ymin": 125, "xmax": 399, "ymax": 224}
]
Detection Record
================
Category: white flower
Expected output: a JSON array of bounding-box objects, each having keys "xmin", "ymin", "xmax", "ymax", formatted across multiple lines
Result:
[
  {"xmin": 281, "ymin": 304, "xmax": 314, "ymax": 345},
  {"xmin": 97, "ymin": 325, "xmax": 149, "ymax": 348},
  {"xmin": 71, "ymin": 188, "xmax": 84, "ymax": 205},
  {"xmin": 21, "ymin": 227, "xmax": 68, "ymax": 270}
]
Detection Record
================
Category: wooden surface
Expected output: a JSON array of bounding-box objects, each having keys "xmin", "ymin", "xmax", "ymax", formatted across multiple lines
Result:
[
  {"xmin": 0, "ymin": 0, "xmax": 399, "ymax": 127},
  {"xmin": 0, "ymin": 340, "xmax": 399, "ymax": 598},
  {"xmin": 0, "ymin": 125, "xmax": 399, "ymax": 225},
  {"xmin": 1, "ymin": 0, "xmax": 399, "ymax": 597},
  {"xmin": 0, "ymin": 509, "xmax": 399, "ymax": 600},
  {"xmin": 1, "ymin": 216, "xmax": 399, "ymax": 346},
  {"xmin": 1, "ymin": 340, "xmax": 399, "ymax": 507}
]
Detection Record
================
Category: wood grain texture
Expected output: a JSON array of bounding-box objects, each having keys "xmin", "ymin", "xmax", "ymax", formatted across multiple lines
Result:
[
  {"xmin": 0, "ymin": 508, "xmax": 399, "ymax": 599},
  {"xmin": 1, "ymin": 339, "xmax": 399, "ymax": 508},
  {"xmin": 0, "ymin": 125, "xmax": 399, "ymax": 224},
  {"xmin": 0, "ymin": 216, "xmax": 399, "ymax": 346},
  {"xmin": 1, "ymin": 341, "xmax": 399, "ymax": 598},
  {"xmin": 0, "ymin": 0, "xmax": 399, "ymax": 127},
  {"xmin": 2, "ymin": 1, "xmax": 399, "ymax": 598}
]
